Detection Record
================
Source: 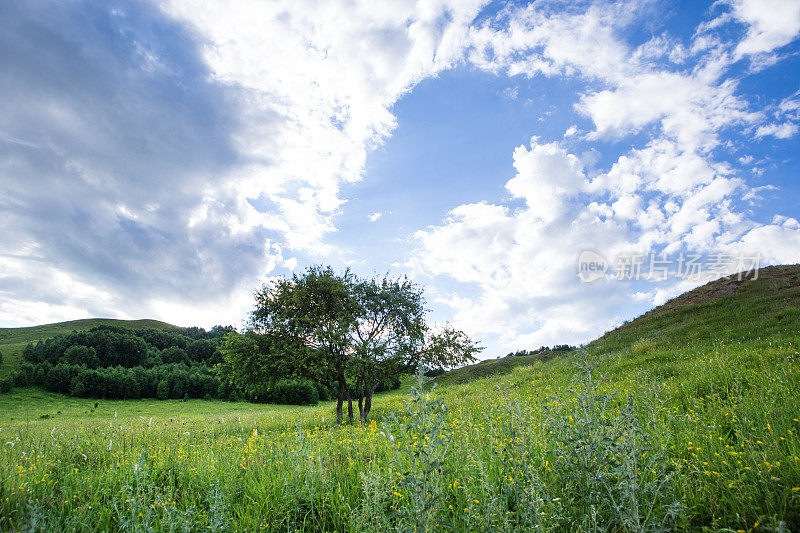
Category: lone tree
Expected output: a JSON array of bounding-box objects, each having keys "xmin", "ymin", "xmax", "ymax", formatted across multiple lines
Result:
[
  {"xmin": 349, "ymin": 275, "xmax": 480, "ymax": 422},
  {"xmin": 227, "ymin": 265, "xmax": 480, "ymax": 423},
  {"xmin": 247, "ymin": 266, "xmax": 362, "ymax": 423}
]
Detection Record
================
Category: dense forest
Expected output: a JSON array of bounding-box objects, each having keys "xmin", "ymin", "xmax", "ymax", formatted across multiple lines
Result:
[{"xmin": 14, "ymin": 325, "xmax": 234, "ymax": 401}]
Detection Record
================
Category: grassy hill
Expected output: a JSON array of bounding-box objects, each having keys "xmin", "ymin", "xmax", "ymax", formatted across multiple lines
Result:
[
  {"xmin": 439, "ymin": 264, "xmax": 800, "ymax": 385},
  {"xmin": 436, "ymin": 348, "xmax": 567, "ymax": 385},
  {"xmin": 0, "ymin": 318, "xmax": 179, "ymax": 375},
  {"xmin": 589, "ymin": 263, "xmax": 800, "ymax": 355}
]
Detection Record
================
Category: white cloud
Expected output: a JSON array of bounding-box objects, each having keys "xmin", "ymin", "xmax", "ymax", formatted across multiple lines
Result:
[
  {"xmin": 729, "ymin": 0, "xmax": 800, "ymax": 58},
  {"xmin": 755, "ymin": 122, "xmax": 799, "ymax": 138},
  {"xmin": 0, "ymin": 0, "xmax": 488, "ymax": 327},
  {"xmin": 412, "ymin": 135, "xmax": 800, "ymax": 349},
  {"xmin": 577, "ymin": 74, "xmax": 757, "ymax": 150},
  {"xmin": 467, "ymin": 1, "xmax": 797, "ymax": 154},
  {"xmin": 408, "ymin": 0, "xmax": 800, "ymax": 351},
  {"xmin": 468, "ymin": 1, "xmax": 641, "ymax": 83},
  {"xmin": 505, "ymin": 141, "xmax": 585, "ymax": 222},
  {"xmin": 368, "ymin": 212, "xmax": 383, "ymax": 222}
]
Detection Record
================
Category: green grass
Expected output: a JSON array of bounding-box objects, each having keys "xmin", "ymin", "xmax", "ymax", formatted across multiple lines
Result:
[
  {"xmin": 589, "ymin": 264, "xmax": 800, "ymax": 355},
  {"xmin": 1, "ymin": 266, "xmax": 800, "ymax": 531},
  {"xmin": 436, "ymin": 350, "xmax": 565, "ymax": 385},
  {"xmin": 0, "ymin": 318, "xmax": 179, "ymax": 376},
  {"xmin": 0, "ymin": 388, "xmax": 324, "ymax": 426}
]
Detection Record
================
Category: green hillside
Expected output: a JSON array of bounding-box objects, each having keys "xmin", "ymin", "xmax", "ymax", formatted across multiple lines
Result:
[
  {"xmin": 589, "ymin": 263, "xmax": 800, "ymax": 354},
  {"xmin": 0, "ymin": 318, "xmax": 179, "ymax": 375},
  {"xmin": 436, "ymin": 349, "xmax": 566, "ymax": 385},
  {"xmin": 440, "ymin": 264, "xmax": 800, "ymax": 385}
]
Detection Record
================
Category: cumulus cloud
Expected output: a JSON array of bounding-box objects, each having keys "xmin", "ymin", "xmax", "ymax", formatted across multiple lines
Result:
[
  {"xmin": 755, "ymin": 122, "xmax": 799, "ymax": 138},
  {"xmin": 412, "ymin": 136, "xmax": 797, "ymax": 348},
  {"xmin": 0, "ymin": 0, "xmax": 487, "ymax": 326},
  {"xmin": 411, "ymin": 0, "xmax": 800, "ymax": 350},
  {"xmin": 729, "ymin": 0, "xmax": 800, "ymax": 58},
  {"xmin": 505, "ymin": 141, "xmax": 585, "ymax": 222},
  {"xmin": 412, "ymin": 139, "xmax": 636, "ymax": 346},
  {"xmin": 0, "ymin": 1, "xmax": 274, "ymax": 325},
  {"xmin": 2, "ymin": 0, "xmax": 799, "ymax": 355}
]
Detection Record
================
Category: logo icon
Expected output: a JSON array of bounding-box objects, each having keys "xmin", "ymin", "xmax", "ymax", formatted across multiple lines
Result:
[{"xmin": 578, "ymin": 250, "xmax": 608, "ymax": 283}]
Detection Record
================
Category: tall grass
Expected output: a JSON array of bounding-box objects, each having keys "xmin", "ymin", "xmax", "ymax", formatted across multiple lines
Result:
[{"xmin": 1, "ymin": 336, "xmax": 799, "ymax": 531}]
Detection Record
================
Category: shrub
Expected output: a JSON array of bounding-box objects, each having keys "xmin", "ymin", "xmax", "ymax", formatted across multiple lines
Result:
[
  {"xmin": 18, "ymin": 324, "xmax": 232, "ymax": 400},
  {"xmin": 156, "ymin": 380, "xmax": 170, "ymax": 400},
  {"xmin": 63, "ymin": 345, "xmax": 100, "ymax": 368},
  {"xmin": 384, "ymin": 369, "xmax": 451, "ymax": 530},
  {"xmin": 245, "ymin": 383, "xmax": 270, "ymax": 403},
  {"xmin": 0, "ymin": 375, "xmax": 13, "ymax": 393},
  {"xmin": 374, "ymin": 374, "xmax": 401, "ymax": 393},
  {"xmin": 315, "ymin": 382, "xmax": 332, "ymax": 401},
  {"xmin": 43, "ymin": 364, "xmax": 76, "ymax": 394},
  {"xmin": 423, "ymin": 368, "xmax": 445, "ymax": 378},
  {"xmin": 16, "ymin": 362, "xmax": 36, "ymax": 386},
  {"xmin": 544, "ymin": 351, "xmax": 680, "ymax": 530},
  {"xmin": 72, "ymin": 368, "xmax": 99, "ymax": 398},
  {"xmin": 69, "ymin": 373, "xmax": 87, "ymax": 397},
  {"xmin": 270, "ymin": 379, "xmax": 319, "ymax": 405},
  {"xmin": 171, "ymin": 374, "xmax": 188, "ymax": 399},
  {"xmin": 161, "ymin": 346, "xmax": 188, "ymax": 365}
]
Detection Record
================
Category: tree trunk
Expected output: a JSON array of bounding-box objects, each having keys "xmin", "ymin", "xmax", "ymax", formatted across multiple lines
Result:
[
  {"xmin": 356, "ymin": 377, "xmax": 366, "ymax": 424},
  {"xmin": 361, "ymin": 381, "xmax": 378, "ymax": 423},
  {"xmin": 346, "ymin": 387, "xmax": 354, "ymax": 423},
  {"xmin": 363, "ymin": 389, "xmax": 373, "ymax": 423},
  {"xmin": 335, "ymin": 379, "xmax": 346, "ymax": 425},
  {"xmin": 335, "ymin": 395, "xmax": 343, "ymax": 425}
]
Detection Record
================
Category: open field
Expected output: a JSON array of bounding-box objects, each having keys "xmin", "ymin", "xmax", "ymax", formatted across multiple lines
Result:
[{"xmin": 1, "ymin": 267, "xmax": 800, "ymax": 531}]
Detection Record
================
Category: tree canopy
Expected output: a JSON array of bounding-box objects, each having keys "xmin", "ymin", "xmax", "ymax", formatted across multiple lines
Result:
[
  {"xmin": 222, "ymin": 266, "xmax": 481, "ymax": 423},
  {"xmin": 16, "ymin": 325, "xmax": 235, "ymax": 401}
]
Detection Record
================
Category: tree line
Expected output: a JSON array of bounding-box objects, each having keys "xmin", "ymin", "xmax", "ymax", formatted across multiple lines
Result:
[
  {"xmin": 3, "ymin": 267, "xmax": 479, "ymax": 415},
  {"xmin": 218, "ymin": 266, "xmax": 481, "ymax": 423},
  {"xmin": 13, "ymin": 325, "xmax": 236, "ymax": 400},
  {"xmin": 505, "ymin": 344, "xmax": 575, "ymax": 358},
  {"xmin": 7, "ymin": 321, "xmax": 404, "ymax": 405}
]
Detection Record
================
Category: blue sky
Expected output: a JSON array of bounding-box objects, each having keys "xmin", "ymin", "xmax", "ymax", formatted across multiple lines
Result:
[{"xmin": 1, "ymin": 0, "xmax": 799, "ymax": 357}]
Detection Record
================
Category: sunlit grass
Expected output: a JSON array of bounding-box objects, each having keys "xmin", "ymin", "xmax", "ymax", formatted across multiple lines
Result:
[{"xmin": 1, "ymin": 334, "xmax": 799, "ymax": 531}]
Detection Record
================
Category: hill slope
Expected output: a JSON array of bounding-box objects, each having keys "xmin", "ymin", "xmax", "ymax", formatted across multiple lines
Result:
[
  {"xmin": 589, "ymin": 264, "xmax": 800, "ymax": 355},
  {"xmin": 0, "ymin": 318, "xmax": 179, "ymax": 375},
  {"xmin": 440, "ymin": 264, "xmax": 800, "ymax": 384},
  {"xmin": 436, "ymin": 349, "xmax": 567, "ymax": 385}
]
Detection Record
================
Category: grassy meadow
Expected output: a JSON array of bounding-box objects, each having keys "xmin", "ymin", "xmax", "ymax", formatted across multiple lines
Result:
[{"xmin": 1, "ymin": 266, "xmax": 800, "ymax": 531}]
